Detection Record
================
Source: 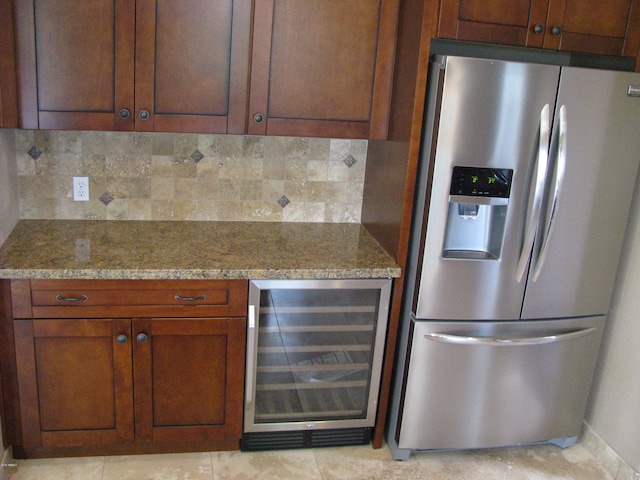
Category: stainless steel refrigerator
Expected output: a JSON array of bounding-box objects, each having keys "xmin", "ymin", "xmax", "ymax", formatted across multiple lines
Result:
[{"xmin": 387, "ymin": 54, "xmax": 640, "ymax": 460}]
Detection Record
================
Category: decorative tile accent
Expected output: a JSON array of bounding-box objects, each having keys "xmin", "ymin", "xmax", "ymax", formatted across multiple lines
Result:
[
  {"xmin": 190, "ymin": 149, "xmax": 204, "ymax": 163},
  {"xmin": 28, "ymin": 146, "xmax": 42, "ymax": 160},
  {"xmin": 343, "ymin": 154, "xmax": 357, "ymax": 168},
  {"xmin": 277, "ymin": 195, "xmax": 291, "ymax": 208},
  {"xmin": 99, "ymin": 192, "xmax": 114, "ymax": 206}
]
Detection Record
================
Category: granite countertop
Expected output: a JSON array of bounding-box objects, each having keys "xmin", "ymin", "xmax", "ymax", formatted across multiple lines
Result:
[{"xmin": 0, "ymin": 220, "xmax": 401, "ymax": 280}]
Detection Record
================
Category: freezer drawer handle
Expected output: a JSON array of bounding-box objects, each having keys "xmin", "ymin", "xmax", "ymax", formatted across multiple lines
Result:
[{"xmin": 424, "ymin": 327, "xmax": 597, "ymax": 347}]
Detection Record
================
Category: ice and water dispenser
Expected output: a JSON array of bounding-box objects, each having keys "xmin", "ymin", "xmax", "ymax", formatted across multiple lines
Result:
[{"xmin": 442, "ymin": 166, "xmax": 513, "ymax": 260}]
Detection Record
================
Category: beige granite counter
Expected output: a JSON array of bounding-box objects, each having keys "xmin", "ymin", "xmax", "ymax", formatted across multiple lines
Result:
[{"xmin": 0, "ymin": 220, "xmax": 401, "ymax": 280}]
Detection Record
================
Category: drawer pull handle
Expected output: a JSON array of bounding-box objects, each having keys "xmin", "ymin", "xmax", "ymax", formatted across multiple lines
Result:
[
  {"xmin": 55, "ymin": 294, "xmax": 88, "ymax": 302},
  {"xmin": 175, "ymin": 294, "xmax": 206, "ymax": 302},
  {"xmin": 116, "ymin": 335, "xmax": 128, "ymax": 344},
  {"xmin": 136, "ymin": 333, "xmax": 148, "ymax": 343}
]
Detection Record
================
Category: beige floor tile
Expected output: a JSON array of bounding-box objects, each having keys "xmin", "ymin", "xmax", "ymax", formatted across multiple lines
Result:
[
  {"xmin": 313, "ymin": 443, "xmax": 428, "ymax": 480},
  {"xmin": 211, "ymin": 449, "xmax": 322, "ymax": 480},
  {"xmin": 509, "ymin": 444, "xmax": 614, "ymax": 480},
  {"xmin": 101, "ymin": 452, "xmax": 213, "ymax": 480},
  {"xmin": 8, "ymin": 456, "xmax": 105, "ymax": 480},
  {"xmin": 413, "ymin": 447, "xmax": 530, "ymax": 480}
]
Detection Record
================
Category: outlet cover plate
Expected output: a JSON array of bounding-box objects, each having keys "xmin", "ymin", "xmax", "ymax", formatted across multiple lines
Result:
[{"xmin": 73, "ymin": 177, "xmax": 89, "ymax": 201}]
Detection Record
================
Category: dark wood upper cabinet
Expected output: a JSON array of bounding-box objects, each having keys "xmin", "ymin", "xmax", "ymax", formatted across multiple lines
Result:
[
  {"xmin": 248, "ymin": 0, "xmax": 399, "ymax": 139},
  {"xmin": 0, "ymin": 0, "xmax": 18, "ymax": 128},
  {"xmin": 12, "ymin": 0, "xmax": 398, "ymax": 139},
  {"xmin": 13, "ymin": 0, "xmax": 251, "ymax": 133},
  {"xmin": 438, "ymin": 0, "xmax": 640, "ymax": 59}
]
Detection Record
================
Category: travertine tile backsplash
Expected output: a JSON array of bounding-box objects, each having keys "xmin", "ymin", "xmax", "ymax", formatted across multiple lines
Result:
[{"xmin": 15, "ymin": 130, "xmax": 367, "ymax": 223}]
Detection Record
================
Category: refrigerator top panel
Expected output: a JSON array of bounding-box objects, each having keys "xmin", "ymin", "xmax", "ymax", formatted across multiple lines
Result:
[
  {"xmin": 415, "ymin": 56, "xmax": 561, "ymax": 321},
  {"xmin": 520, "ymin": 67, "xmax": 640, "ymax": 319}
]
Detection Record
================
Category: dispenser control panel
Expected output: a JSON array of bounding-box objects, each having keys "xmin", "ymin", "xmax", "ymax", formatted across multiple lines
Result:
[{"xmin": 450, "ymin": 166, "xmax": 513, "ymax": 198}]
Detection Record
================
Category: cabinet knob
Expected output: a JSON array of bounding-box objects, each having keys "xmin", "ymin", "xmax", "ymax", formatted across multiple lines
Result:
[
  {"xmin": 138, "ymin": 110, "xmax": 150, "ymax": 120},
  {"xmin": 551, "ymin": 26, "xmax": 562, "ymax": 36},
  {"xmin": 136, "ymin": 333, "xmax": 149, "ymax": 343},
  {"xmin": 533, "ymin": 24, "xmax": 544, "ymax": 34},
  {"xmin": 118, "ymin": 108, "xmax": 130, "ymax": 119},
  {"xmin": 253, "ymin": 113, "xmax": 264, "ymax": 123},
  {"xmin": 116, "ymin": 334, "xmax": 128, "ymax": 344}
]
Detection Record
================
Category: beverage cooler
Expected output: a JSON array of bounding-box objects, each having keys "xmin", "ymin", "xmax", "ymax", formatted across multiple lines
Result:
[{"xmin": 241, "ymin": 279, "xmax": 391, "ymax": 451}]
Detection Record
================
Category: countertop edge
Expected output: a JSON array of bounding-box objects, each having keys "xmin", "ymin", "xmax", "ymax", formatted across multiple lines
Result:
[{"xmin": 0, "ymin": 267, "xmax": 402, "ymax": 281}]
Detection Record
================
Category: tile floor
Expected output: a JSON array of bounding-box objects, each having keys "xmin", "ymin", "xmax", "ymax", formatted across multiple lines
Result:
[{"xmin": 6, "ymin": 441, "xmax": 614, "ymax": 480}]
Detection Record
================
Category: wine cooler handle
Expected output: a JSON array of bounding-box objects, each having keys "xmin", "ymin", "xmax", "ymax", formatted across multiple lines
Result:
[{"xmin": 246, "ymin": 304, "xmax": 257, "ymax": 404}]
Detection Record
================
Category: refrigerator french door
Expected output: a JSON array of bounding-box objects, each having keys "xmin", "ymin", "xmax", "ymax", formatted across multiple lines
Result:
[{"xmin": 388, "ymin": 55, "xmax": 640, "ymax": 459}]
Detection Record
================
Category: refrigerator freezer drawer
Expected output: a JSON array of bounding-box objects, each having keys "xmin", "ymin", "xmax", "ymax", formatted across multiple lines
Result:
[{"xmin": 396, "ymin": 316, "xmax": 604, "ymax": 451}]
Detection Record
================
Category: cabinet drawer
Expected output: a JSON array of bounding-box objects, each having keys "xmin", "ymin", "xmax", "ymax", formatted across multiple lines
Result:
[{"xmin": 12, "ymin": 280, "xmax": 248, "ymax": 319}]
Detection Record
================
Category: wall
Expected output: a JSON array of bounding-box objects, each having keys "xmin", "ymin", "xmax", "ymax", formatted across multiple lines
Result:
[
  {"xmin": 0, "ymin": 129, "xmax": 18, "ymax": 244},
  {"xmin": 584, "ymin": 173, "xmax": 640, "ymax": 478},
  {"xmin": 14, "ymin": 130, "xmax": 367, "ymax": 223}
]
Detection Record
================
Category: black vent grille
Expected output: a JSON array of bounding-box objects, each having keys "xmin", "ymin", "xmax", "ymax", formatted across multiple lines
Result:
[{"xmin": 241, "ymin": 428, "xmax": 371, "ymax": 451}]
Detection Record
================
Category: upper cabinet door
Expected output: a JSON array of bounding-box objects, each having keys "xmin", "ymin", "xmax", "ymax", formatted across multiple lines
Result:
[
  {"xmin": 13, "ymin": 0, "xmax": 135, "ymax": 130},
  {"xmin": 134, "ymin": 0, "xmax": 251, "ymax": 134},
  {"xmin": 438, "ymin": 0, "xmax": 549, "ymax": 48},
  {"xmin": 438, "ymin": 0, "xmax": 640, "ymax": 59},
  {"xmin": 248, "ymin": 0, "xmax": 399, "ymax": 139},
  {"xmin": 0, "ymin": 0, "xmax": 18, "ymax": 128},
  {"xmin": 544, "ymin": 0, "xmax": 640, "ymax": 56}
]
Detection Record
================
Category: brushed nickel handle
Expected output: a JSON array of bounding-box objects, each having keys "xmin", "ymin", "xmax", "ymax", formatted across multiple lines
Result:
[
  {"xmin": 533, "ymin": 24, "xmax": 544, "ymax": 34},
  {"xmin": 118, "ymin": 108, "xmax": 130, "ymax": 119},
  {"xmin": 138, "ymin": 109, "xmax": 150, "ymax": 120},
  {"xmin": 532, "ymin": 105, "xmax": 567, "ymax": 282},
  {"xmin": 253, "ymin": 113, "xmax": 264, "ymax": 123},
  {"xmin": 55, "ymin": 294, "xmax": 88, "ymax": 302},
  {"xmin": 424, "ymin": 327, "xmax": 597, "ymax": 346},
  {"xmin": 516, "ymin": 104, "xmax": 550, "ymax": 282},
  {"xmin": 116, "ymin": 334, "xmax": 128, "ymax": 344},
  {"xmin": 551, "ymin": 26, "xmax": 562, "ymax": 36},
  {"xmin": 175, "ymin": 294, "xmax": 206, "ymax": 302}
]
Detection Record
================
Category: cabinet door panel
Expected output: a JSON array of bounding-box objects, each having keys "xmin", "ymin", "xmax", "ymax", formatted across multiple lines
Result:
[
  {"xmin": 248, "ymin": 0, "xmax": 398, "ymax": 139},
  {"xmin": 0, "ymin": 0, "xmax": 18, "ymax": 128},
  {"xmin": 35, "ymin": 2, "xmax": 114, "ymax": 112},
  {"xmin": 439, "ymin": 0, "xmax": 547, "ymax": 47},
  {"xmin": 14, "ymin": 319, "xmax": 134, "ymax": 448},
  {"xmin": 13, "ymin": 0, "xmax": 135, "ymax": 130},
  {"xmin": 545, "ymin": 0, "xmax": 635, "ymax": 55},
  {"xmin": 133, "ymin": 317, "xmax": 246, "ymax": 443},
  {"xmin": 135, "ymin": 0, "xmax": 251, "ymax": 134},
  {"xmin": 152, "ymin": 334, "xmax": 227, "ymax": 426}
]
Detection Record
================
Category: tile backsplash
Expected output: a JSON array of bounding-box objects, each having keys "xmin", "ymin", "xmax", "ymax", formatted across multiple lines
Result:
[{"xmin": 15, "ymin": 130, "xmax": 367, "ymax": 223}]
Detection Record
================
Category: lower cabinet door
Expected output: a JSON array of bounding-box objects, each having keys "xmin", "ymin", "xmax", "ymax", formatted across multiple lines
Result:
[
  {"xmin": 133, "ymin": 317, "xmax": 246, "ymax": 443},
  {"xmin": 14, "ymin": 319, "xmax": 134, "ymax": 448},
  {"xmin": 13, "ymin": 316, "xmax": 246, "ymax": 450}
]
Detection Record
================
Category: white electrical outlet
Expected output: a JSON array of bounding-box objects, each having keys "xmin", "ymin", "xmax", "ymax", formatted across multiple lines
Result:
[{"xmin": 73, "ymin": 177, "xmax": 89, "ymax": 201}]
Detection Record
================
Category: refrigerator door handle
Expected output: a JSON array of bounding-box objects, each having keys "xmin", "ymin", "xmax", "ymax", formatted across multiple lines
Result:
[
  {"xmin": 424, "ymin": 327, "xmax": 597, "ymax": 347},
  {"xmin": 532, "ymin": 105, "xmax": 567, "ymax": 282},
  {"xmin": 516, "ymin": 104, "xmax": 551, "ymax": 282},
  {"xmin": 245, "ymin": 304, "xmax": 257, "ymax": 404}
]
